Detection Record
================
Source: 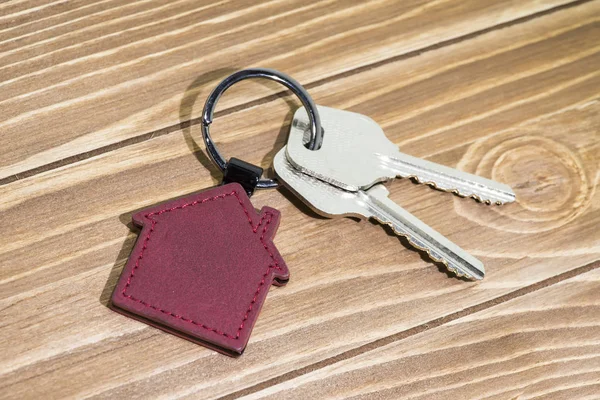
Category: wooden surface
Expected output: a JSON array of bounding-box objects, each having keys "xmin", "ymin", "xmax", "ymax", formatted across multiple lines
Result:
[
  {"xmin": 1, "ymin": 1, "xmax": 599, "ymax": 399},
  {"xmin": 246, "ymin": 269, "xmax": 600, "ymax": 400}
]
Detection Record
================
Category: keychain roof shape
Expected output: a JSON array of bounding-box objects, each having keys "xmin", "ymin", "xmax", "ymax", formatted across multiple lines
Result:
[{"xmin": 111, "ymin": 183, "xmax": 289, "ymax": 355}]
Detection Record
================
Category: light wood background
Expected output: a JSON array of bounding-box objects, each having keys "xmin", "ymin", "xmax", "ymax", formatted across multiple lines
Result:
[{"xmin": 1, "ymin": 0, "xmax": 599, "ymax": 399}]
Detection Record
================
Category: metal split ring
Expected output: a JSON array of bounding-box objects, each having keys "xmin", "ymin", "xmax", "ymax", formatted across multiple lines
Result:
[{"xmin": 201, "ymin": 68, "xmax": 323, "ymax": 189}]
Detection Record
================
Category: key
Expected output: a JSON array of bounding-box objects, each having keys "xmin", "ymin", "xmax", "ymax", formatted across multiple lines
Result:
[
  {"xmin": 286, "ymin": 106, "xmax": 516, "ymax": 205},
  {"xmin": 273, "ymin": 148, "xmax": 485, "ymax": 280}
]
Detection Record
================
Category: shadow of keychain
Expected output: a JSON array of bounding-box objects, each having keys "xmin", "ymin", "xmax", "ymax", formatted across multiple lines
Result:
[{"xmin": 110, "ymin": 68, "xmax": 323, "ymax": 356}]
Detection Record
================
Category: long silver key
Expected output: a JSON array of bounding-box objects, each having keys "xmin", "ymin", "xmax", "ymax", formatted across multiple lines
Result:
[
  {"xmin": 274, "ymin": 148, "xmax": 485, "ymax": 280},
  {"xmin": 286, "ymin": 106, "xmax": 516, "ymax": 205}
]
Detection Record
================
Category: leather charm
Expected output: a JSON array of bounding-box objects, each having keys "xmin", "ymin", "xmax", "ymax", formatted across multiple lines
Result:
[{"xmin": 110, "ymin": 183, "xmax": 289, "ymax": 356}]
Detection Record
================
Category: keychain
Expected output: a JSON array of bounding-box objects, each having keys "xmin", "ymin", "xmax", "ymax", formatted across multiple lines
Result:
[
  {"xmin": 111, "ymin": 67, "xmax": 515, "ymax": 356},
  {"xmin": 110, "ymin": 69, "xmax": 323, "ymax": 356}
]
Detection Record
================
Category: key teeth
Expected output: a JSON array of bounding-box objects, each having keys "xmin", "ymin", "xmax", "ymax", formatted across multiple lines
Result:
[
  {"xmin": 407, "ymin": 175, "xmax": 506, "ymax": 206},
  {"xmin": 371, "ymin": 216, "xmax": 481, "ymax": 281}
]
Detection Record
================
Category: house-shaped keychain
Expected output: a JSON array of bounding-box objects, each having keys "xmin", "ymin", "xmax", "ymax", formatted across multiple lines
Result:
[
  {"xmin": 110, "ymin": 182, "xmax": 289, "ymax": 356},
  {"xmin": 110, "ymin": 68, "xmax": 324, "ymax": 356}
]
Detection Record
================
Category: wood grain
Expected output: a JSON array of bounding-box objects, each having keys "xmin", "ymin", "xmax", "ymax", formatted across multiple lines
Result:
[
  {"xmin": 2, "ymin": 2, "xmax": 600, "ymax": 398},
  {"xmin": 0, "ymin": 0, "xmax": 579, "ymax": 181},
  {"xmin": 242, "ymin": 268, "xmax": 600, "ymax": 400}
]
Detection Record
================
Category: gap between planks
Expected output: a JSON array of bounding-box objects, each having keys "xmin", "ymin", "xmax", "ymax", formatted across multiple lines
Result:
[
  {"xmin": 0, "ymin": 0, "xmax": 592, "ymax": 187},
  {"xmin": 218, "ymin": 259, "xmax": 600, "ymax": 400}
]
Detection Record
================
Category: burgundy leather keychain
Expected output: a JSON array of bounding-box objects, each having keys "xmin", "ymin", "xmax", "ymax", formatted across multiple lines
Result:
[{"xmin": 110, "ymin": 69, "xmax": 323, "ymax": 356}]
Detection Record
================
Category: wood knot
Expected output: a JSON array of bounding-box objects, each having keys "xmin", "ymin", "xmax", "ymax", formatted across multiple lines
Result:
[{"xmin": 454, "ymin": 132, "xmax": 592, "ymax": 234}]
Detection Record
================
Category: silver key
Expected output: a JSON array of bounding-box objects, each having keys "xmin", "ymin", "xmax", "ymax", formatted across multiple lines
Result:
[
  {"xmin": 286, "ymin": 106, "xmax": 516, "ymax": 205},
  {"xmin": 274, "ymin": 148, "xmax": 485, "ymax": 280}
]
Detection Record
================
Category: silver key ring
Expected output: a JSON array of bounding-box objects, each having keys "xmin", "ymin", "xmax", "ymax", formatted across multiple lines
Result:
[{"xmin": 201, "ymin": 68, "xmax": 323, "ymax": 189}]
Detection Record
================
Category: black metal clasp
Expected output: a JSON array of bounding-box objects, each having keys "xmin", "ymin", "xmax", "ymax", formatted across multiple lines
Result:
[{"xmin": 221, "ymin": 158, "xmax": 263, "ymax": 197}]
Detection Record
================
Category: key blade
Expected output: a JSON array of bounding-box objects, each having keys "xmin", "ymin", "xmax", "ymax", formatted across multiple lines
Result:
[
  {"xmin": 363, "ymin": 184, "xmax": 485, "ymax": 280},
  {"xmin": 275, "ymin": 147, "xmax": 485, "ymax": 280},
  {"xmin": 377, "ymin": 152, "xmax": 516, "ymax": 205}
]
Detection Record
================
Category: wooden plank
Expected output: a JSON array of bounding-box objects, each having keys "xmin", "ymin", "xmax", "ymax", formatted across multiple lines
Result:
[
  {"xmin": 243, "ymin": 268, "xmax": 600, "ymax": 400},
  {"xmin": 0, "ymin": 0, "xmax": 101, "ymax": 30},
  {"xmin": 2, "ymin": 3, "xmax": 600, "ymax": 399},
  {"xmin": 0, "ymin": 0, "xmax": 578, "ymax": 180}
]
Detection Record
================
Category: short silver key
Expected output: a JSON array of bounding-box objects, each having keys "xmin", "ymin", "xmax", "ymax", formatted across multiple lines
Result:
[
  {"xmin": 286, "ymin": 106, "xmax": 516, "ymax": 205},
  {"xmin": 274, "ymin": 148, "xmax": 485, "ymax": 280}
]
